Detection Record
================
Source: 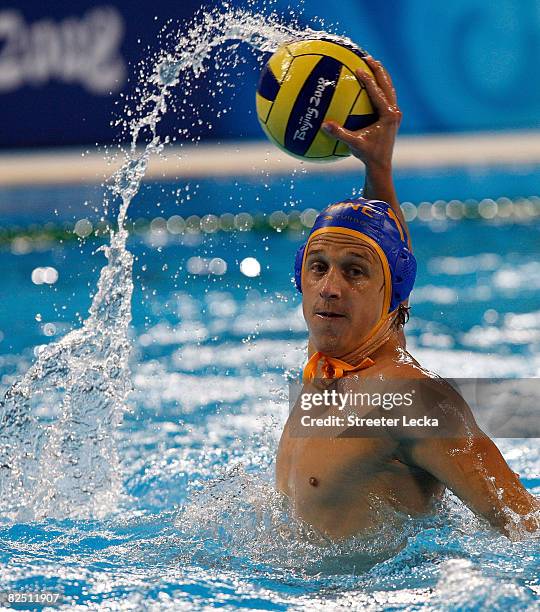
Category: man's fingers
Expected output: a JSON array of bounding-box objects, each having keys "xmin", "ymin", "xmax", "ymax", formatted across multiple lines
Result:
[
  {"xmin": 321, "ymin": 121, "xmax": 358, "ymax": 146},
  {"xmin": 355, "ymin": 68, "xmax": 388, "ymax": 114},
  {"xmin": 355, "ymin": 68, "xmax": 401, "ymax": 124},
  {"xmin": 361, "ymin": 55, "xmax": 398, "ymax": 107}
]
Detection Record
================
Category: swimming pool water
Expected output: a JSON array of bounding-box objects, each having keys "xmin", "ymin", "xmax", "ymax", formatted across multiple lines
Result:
[{"xmin": 0, "ymin": 182, "xmax": 539, "ymax": 609}]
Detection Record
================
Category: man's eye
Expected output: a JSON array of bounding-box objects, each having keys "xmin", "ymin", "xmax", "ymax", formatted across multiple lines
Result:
[
  {"xmin": 348, "ymin": 267, "xmax": 366, "ymax": 277},
  {"xmin": 310, "ymin": 262, "xmax": 326, "ymax": 274}
]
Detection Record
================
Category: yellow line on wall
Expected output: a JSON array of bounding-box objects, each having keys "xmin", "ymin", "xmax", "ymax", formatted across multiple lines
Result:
[{"xmin": 0, "ymin": 131, "xmax": 539, "ymax": 187}]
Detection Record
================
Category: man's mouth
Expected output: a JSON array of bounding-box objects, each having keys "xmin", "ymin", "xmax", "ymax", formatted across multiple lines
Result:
[{"xmin": 314, "ymin": 311, "xmax": 346, "ymax": 320}]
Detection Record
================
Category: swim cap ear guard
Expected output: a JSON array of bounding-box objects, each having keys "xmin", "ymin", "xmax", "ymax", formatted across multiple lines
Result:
[
  {"xmin": 293, "ymin": 198, "xmax": 416, "ymax": 313},
  {"xmin": 294, "ymin": 243, "xmax": 306, "ymax": 291}
]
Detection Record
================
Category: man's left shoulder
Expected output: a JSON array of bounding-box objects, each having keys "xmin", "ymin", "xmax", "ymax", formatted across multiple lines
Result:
[
  {"xmin": 370, "ymin": 348, "xmax": 434, "ymax": 379},
  {"xmin": 395, "ymin": 372, "xmax": 480, "ymax": 437},
  {"xmin": 369, "ymin": 357, "xmax": 480, "ymax": 433}
]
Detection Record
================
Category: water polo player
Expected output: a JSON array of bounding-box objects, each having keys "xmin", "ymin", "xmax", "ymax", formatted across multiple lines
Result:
[{"xmin": 275, "ymin": 54, "xmax": 539, "ymax": 539}]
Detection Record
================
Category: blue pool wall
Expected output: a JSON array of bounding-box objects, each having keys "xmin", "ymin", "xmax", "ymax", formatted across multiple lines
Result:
[{"xmin": 1, "ymin": 0, "xmax": 539, "ymax": 149}]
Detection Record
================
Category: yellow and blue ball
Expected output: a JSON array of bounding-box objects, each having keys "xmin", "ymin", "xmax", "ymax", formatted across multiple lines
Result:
[{"xmin": 256, "ymin": 38, "xmax": 377, "ymax": 162}]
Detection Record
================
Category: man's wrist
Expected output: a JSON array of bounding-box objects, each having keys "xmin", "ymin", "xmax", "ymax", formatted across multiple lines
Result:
[
  {"xmin": 364, "ymin": 161, "xmax": 393, "ymax": 176},
  {"xmin": 363, "ymin": 163, "xmax": 395, "ymax": 198}
]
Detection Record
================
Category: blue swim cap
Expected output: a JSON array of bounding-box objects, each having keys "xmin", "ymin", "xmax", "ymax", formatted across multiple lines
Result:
[{"xmin": 294, "ymin": 198, "xmax": 416, "ymax": 313}]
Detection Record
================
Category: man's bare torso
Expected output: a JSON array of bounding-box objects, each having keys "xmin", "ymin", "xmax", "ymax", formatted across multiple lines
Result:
[{"xmin": 275, "ymin": 348, "xmax": 445, "ymax": 539}]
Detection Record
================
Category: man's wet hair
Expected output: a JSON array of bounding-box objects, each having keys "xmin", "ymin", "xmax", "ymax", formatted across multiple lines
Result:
[{"xmin": 395, "ymin": 304, "xmax": 411, "ymax": 328}]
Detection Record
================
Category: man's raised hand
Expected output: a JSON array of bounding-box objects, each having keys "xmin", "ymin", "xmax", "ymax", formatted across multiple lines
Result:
[{"xmin": 322, "ymin": 54, "xmax": 402, "ymax": 171}]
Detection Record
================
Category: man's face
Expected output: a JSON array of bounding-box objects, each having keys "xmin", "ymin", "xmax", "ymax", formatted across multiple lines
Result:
[{"xmin": 301, "ymin": 232, "xmax": 386, "ymax": 358}]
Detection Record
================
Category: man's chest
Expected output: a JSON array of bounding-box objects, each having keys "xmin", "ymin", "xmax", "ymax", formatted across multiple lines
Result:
[{"xmin": 276, "ymin": 424, "xmax": 400, "ymax": 501}]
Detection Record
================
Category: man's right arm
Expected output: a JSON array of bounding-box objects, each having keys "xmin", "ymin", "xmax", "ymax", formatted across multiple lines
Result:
[{"xmin": 322, "ymin": 54, "xmax": 411, "ymax": 248}]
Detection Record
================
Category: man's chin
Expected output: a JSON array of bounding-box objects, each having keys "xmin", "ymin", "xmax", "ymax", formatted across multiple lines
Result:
[{"xmin": 310, "ymin": 334, "xmax": 347, "ymax": 358}]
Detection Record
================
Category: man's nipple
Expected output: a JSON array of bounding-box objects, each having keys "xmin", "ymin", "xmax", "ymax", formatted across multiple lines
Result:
[{"xmin": 309, "ymin": 476, "xmax": 319, "ymax": 487}]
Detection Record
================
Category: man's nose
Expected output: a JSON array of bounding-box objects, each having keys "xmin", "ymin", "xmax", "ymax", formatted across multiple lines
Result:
[{"xmin": 319, "ymin": 266, "xmax": 342, "ymax": 299}]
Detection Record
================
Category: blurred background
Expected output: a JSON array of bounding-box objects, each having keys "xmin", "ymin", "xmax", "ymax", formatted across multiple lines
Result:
[{"xmin": 2, "ymin": 0, "xmax": 540, "ymax": 148}]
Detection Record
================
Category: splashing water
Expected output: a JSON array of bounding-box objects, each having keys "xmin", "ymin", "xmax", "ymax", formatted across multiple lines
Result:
[
  {"xmin": 173, "ymin": 463, "xmax": 415, "ymax": 575},
  {"xmin": 0, "ymin": 7, "xmax": 338, "ymax": 521}
]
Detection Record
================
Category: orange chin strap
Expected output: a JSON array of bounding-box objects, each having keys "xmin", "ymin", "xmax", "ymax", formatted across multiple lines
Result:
[
  {"xmin": 302, "ymin": 309, "xmax": 398, "ymax": 383},
  {"xmin": 303, "ymin": 352, "xmax": 374, "ymax": 383}
]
